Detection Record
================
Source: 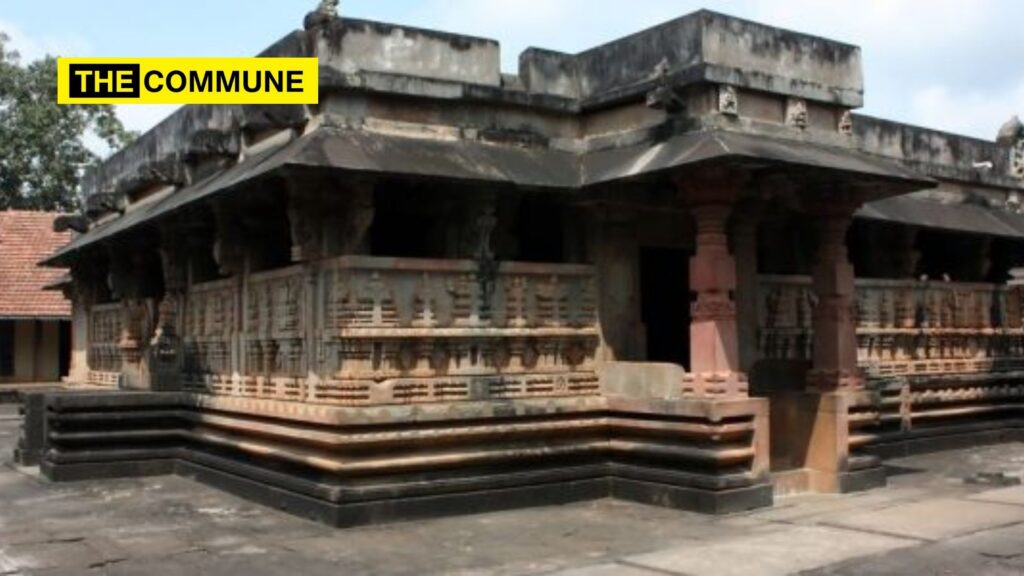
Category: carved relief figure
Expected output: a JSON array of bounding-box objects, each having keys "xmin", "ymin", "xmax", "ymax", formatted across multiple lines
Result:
[
  {"xmin": 786, "ymin": 98, "xmax": 808, "ymax": 129},
  {"xmin": 718, "ymin": 85, "xmax": 738, "ymax": 116},
  {"xmin": 838, "ymin": 110, "xmax": 853, "ymax": 135}
]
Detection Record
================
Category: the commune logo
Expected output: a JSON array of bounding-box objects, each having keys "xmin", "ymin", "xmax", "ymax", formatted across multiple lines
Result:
[
  {"xmin": 58, "ymin": 58, "xmax": 319, "ymax": 105},
  {"xmin": 67, "ymin": 63, "xmax": 140, "ymax": 99}
]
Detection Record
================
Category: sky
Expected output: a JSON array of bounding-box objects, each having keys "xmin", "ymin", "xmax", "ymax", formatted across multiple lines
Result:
[{"xmin": 2, "ymin": 0, "xmax": 1022, "ymax": 147}]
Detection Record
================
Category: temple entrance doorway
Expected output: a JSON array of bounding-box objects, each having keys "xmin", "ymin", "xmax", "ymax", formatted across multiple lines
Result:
[{"xmin": 640, "ymin": 247, "xmax": 691, "ymax": 369}]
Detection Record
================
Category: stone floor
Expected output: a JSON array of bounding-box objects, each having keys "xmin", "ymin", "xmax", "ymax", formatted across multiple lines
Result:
[{"xmin": 2, "ymin": 405, "xmax": 1024, "ymax": 576}]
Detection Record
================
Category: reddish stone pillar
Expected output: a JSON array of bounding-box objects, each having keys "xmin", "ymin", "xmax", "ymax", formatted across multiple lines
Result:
[
  {"xmin": 591, "ymin": 205, "xmax": 645, "ymax": 362},
  {"xmin": 677, "ymin": 171, "xmax": 747, "ymax": 397},
  {"xmin": 807, "ymin": 212, "xmax": 863, "ymax": 392},
  {"xmin": 794, "ymin": 201, "xmax": 880, "ymax": 493}
]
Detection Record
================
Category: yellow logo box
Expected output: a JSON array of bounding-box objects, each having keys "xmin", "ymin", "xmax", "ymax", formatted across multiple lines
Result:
[{"xmin": 57, "ymin": 58, "xmax": 319, "ymax": 105}]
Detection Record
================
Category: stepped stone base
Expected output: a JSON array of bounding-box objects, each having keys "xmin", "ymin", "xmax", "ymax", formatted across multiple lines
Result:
[{"xmin": 25, "ymin": 390, "xmax": 773, "ymax": 527}]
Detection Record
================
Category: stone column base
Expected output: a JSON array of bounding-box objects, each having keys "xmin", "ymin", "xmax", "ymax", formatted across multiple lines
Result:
[
  {"xmin": 769, "ymin": 390, "xmax": 885, "ymax": 494},
  {"xmin": 806, "ymin": 369, "xmax": 863, "ymax": 393},
  {"xmin": 681, "ymin": 371, "xmax": 749, "ymax": 397}
]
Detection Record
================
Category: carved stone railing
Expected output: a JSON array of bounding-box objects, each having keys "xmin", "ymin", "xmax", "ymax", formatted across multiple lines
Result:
[
  {"xmin": 181, "ymin": 277, "xmax": 237, "ymax": 395},
  {"xmin": 854, "ymin": 279, "xmax": 1024, "ymax": 378},
  {"xmin": 760, "ymin": 275, "xmax": 1024, "ymax": 451},
  {"xmin": 241, "ymin": 264, "xmax": 308, "ymax": 401},
  {"xmin": 181, "ymin": 255, "xmax": 600, "ymax": 406},
  {"xmin": 86, "ymin": 302, "xmax": 123, "ymax": 387},
  {"xmin": 757, "ymin": 275, "xmax": 816, "ymax": 361},
  {"xmin": 758, "ymin": 275, "xmax": 1024, "ymax": 378}
]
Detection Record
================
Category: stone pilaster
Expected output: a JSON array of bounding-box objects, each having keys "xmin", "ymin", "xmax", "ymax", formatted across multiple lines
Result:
[
  {"xmin": 62, "ymin": 288, "xmax": 90, "ymax": 385},
  {"xmin": 66, "ymin": 259, "xmax": 104, "ymax": 384}
]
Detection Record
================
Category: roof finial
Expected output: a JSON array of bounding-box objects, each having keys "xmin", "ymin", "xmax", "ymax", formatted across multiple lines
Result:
[
  {"xmin": 304, "ymin": 0, "xmax": 339, "ymax": 30},
  {"xmin": 996, "ymin": 115, "xmax": 1023, "ymax": 146},
  {"xmin": 317, "ymin": 0, "xmax": 339, "ymax": 16}
]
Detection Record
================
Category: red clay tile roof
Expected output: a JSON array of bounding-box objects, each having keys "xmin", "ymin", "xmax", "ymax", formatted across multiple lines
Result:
[{"xmin": 0, "ymin": 211, "xmax": 72, "ymax": 319}]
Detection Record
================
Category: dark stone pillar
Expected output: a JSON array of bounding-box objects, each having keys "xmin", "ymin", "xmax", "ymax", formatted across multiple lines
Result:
[
  {"xmin": 733, "ymin": 211, "xmax": 760, "ymax": 373},
  {"xmin": 807, "ymin": 210, "xmax": 862, "ymax": 392},
  {"xmin": 591, "ymin": 205, "xmax": 645, "ymax": 362},
  {"xmin": 149, "ymin": 221, "xmax": 188, "ymax": 391},
  {"xmin": 106, "ymin": 247, "xmax": 152, "ymax": 390}
]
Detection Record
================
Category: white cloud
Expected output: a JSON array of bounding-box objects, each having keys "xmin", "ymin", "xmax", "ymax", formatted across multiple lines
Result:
[
  {"xmin": 744, "ymin": 0, "xmax": 1023, "ymax": 138},
  {"xmin": 0, "ymin": 18, "xmax": 178, "ymax": 154},
  {"xmin": 115, "ymin": 104, "xmax": 182, "ymax": 135},
  {"xmin": 5, "ymin": 1, "xmax": 1024, "ymax": 143},
  {"xmin": 910, "ymin": 80, "xmax": 1024, "ymax": 139},
  {"xmin": 0, "ymin": 18, "xmax": 91, "ymax": 61},
  {"xmin": 407, "ymin": 0, "xmax": 691, "ymax": 69},
  {"xmin": 80, "ymin": 105, "xmax": 180, "ymax": 159},
  {"xmin": 749, "ymin": 0, "xmax": 995, "ymax": 48},
  {"xmin": 420, "ymin": 0, "xmax": 580, "ymax": 35},
  {"xmin": 81, "ymin": 130, "xmax": 111, "ymax": 159},
  {"xmin": 403, "ymin": 0, "xmax": 1024, "ymax": 140}
]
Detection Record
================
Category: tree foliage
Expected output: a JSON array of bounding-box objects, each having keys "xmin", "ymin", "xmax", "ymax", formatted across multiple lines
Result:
[{"xmin": 0, "ymin": 32, "xmax": 136, "ymax": 212}]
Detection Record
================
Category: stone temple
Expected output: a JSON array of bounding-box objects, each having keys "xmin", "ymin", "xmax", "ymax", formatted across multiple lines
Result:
[{"xmin": 20, "ymin": 5, "xmax": 1024, "ymax": 525}]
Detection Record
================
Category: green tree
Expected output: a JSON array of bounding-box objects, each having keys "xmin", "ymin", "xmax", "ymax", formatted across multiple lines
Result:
[{"xmin": 0, "ymin": 32, "xmax": 136, "ymax": 212}]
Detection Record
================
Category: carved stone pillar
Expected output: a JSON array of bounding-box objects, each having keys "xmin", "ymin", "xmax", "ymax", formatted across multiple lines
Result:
[
  {"xmin": 106, "ymin": 247, "xmax": 149, "ymax": 389},
  {"xmin": 445, "ymin": 191, "xmax": 498, "ymax": 261},
  {"xmin": 807, "ymin": 210, "xmax": 863, "ymax": 392},
  {"xmin": 212, "ymin": 200, "xmax": 247, "ymax": 277},
  {"xmin": 773, "ymin": 194, "xmax": 886, "ymax": 495},
  {"xmin": 977, "ymin": 237, "xmax": 994, "ymax": 281},
  {"xmin": 150, "ymin": 222, "xmax": 188, "ymax": 391},
  {"xmin": 893, "ymin": 226, "xmax": 920, "ymax": 279},
  {"xmin": 324, "ymin": 181, "xmax": 375, "ymax": 257},
  {"xmin": 677, "ymin": 169, "xmax": 748, "ymax": 397},
  {"xmin": 287, "ymin": 186, "xmax": 326, "ymax": 263},
  {"xmin": 472, "ymin": 195, "xmax": 498, "ymax": 262},
  {"xmin": 733, "ymin": 211, "xmax": 760, "ymax": 373},
  {"xmin": 590, "ymin": 205, "xmax": 644, "ymax": 362},
  {"xmin": 1007, "ymin": 267, "xmax": 1024, "ymax": 329}
]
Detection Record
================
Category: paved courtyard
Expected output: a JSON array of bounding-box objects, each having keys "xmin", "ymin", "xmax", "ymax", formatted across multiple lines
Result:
[{"xmin": 2, "ymin": 405, "xmax": 1024, "ymax": 575}]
